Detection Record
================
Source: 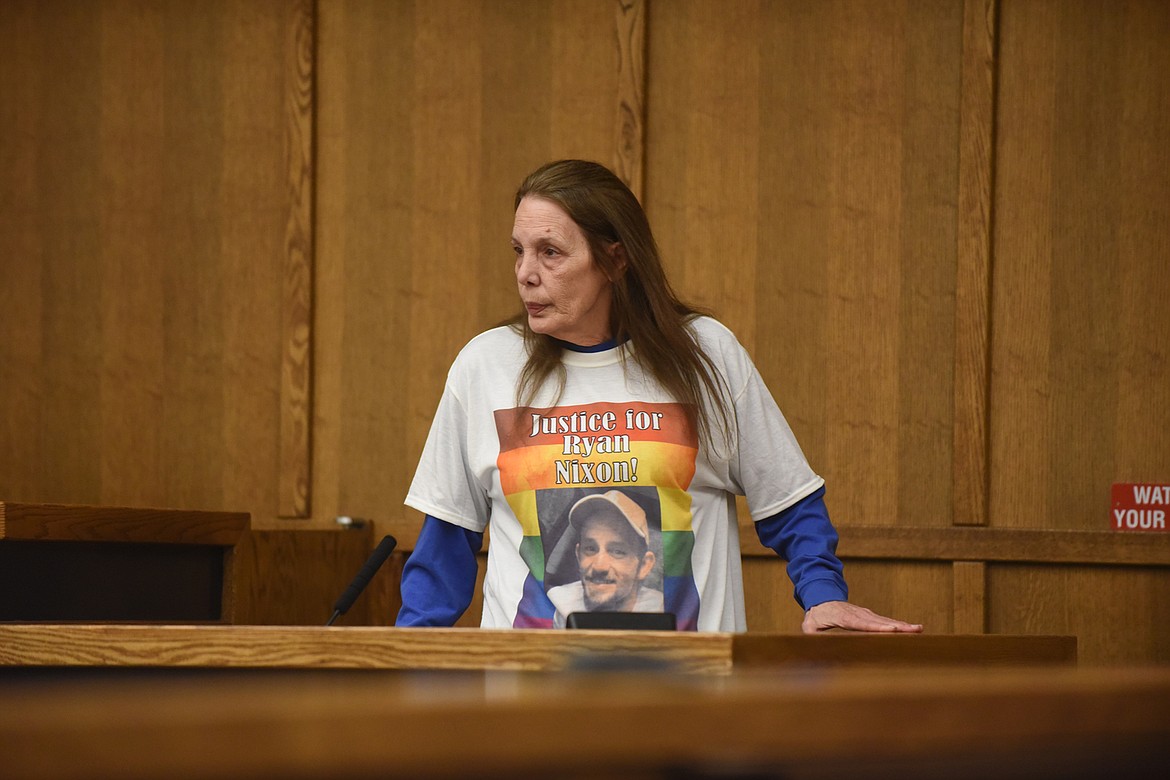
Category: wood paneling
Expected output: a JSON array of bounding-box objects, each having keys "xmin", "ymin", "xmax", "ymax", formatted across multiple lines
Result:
[
  {"xmin": 0, "ymin": 3, "xmax": 44, "ymax": 502},
  {"xmin": 743, "ymin": 557, "xmax": 954, "ymax": 636},
  {"xmin": 98, "ymin": 2, "xmax": 166, "ymax": 508},
  {"xmin": 742, "ymin": 556, "xmax": 812, "ymax": 633},
  {"xmin": 232, "ymin": 526, "xmax": 378, "ymax": 625},
  {"xmin": 803, "ymin": 525, "xmax": 1170, "ymax": 567},
  {"xmin": 742, "ymin": 525, "xmax": 1170, "ymax": 662},
  {"xmin": 952, "ymin": 560, "xmax": 988, "ymax": 633},
  {"xmin": 988, "ymin": 563, "xmax": 1170, "ymax": 666},
  {"xmin": 991, "ymin": 0, "xmax": 1170, "ymax": 531},
  {"xmin": 836, "ymin": 559, "xmax": 956, "ymax": 635},
  {"xmin": 646, "ymin": 1, "xmax": 963, "ymax": 530},
  {"xmin": 0, "ymin": 1, "xmax": 297, "ymax": 521},
  {"xmin": 953, "ymin": 0, "xmax": 998, "ymax": 527},
  {"xmin": 646, "ymin": 1, "xmax": 966, "ymax": 647},
  {"xmin": 0, "ymin": 501, "xmax": 248, "ymax": 545},
  {"xmin": 3, "ymin": 0, "xmax": 1169, "ymax": 666},
  {"xmin": 645, "ymin": 0, "xmax": 761, "ymax": 347},
  {"xmin": 280, "ymin": 0, "xmax": 316, "ymax": 518},
  {"xmin": 312, "ymin": 0, "xmax": 640, "ymax": 539},
  {"xmin": 613, "ymin": 0, "xmax": 646, "ymax": 198},
  {"xmin": 2, "ymin": 1, "xmax": 104, "ymax": 504},
  {"xmin": 313, "ymin": 0, "xmax": 643, "ymax": 622}
]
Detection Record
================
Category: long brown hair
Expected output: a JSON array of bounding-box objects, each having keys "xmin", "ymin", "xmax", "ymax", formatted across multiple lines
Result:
[{"xmin": 510, "ymin": 160, "xmax": 732, "ymax": 453}]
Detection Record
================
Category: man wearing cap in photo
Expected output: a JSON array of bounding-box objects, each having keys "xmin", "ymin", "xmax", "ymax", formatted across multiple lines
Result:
[{"xmin": 547, "ymin": 490, "xmax": 665, "ymax": 627}]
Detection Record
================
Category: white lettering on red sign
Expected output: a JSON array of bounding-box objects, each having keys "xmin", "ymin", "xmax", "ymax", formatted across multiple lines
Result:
[{"xmin": 1111, "ymin": 483, "xmax": 1170, "ymax": 532}]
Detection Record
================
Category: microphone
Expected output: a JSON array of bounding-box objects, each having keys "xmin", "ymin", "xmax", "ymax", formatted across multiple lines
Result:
[{"xmin": 326, "ymin": 534, "xmax": 398, "ymax": 626}]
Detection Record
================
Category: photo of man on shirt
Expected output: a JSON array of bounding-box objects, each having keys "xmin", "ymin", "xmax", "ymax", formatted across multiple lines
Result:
[{"xmin": 546, "ymin": 489, "xmax": 665, "ymax": 627}]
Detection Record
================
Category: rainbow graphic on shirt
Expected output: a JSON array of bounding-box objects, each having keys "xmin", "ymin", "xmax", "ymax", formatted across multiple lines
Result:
[{"xmin": 493, "ymin": 401, "xmax": 700, "ymax": 630}]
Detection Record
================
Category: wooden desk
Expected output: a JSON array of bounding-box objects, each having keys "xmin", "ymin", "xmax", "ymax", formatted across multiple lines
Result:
[
  {"xmin": 0, "ymin": 624, "xmax": 1076, "ymax": 673},
  {"xmin": 1, "ymin": 665, "xmax": 1166, "ymax": 779}
]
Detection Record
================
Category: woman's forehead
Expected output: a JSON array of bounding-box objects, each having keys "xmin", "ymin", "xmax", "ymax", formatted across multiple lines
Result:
[{"xmin": 512, "ymin": 196, "xmax": 583, "ymax": 241}]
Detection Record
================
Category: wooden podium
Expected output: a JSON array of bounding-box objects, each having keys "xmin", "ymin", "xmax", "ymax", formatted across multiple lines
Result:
[
  {"xmin": 1, "ymin": 625, "xmax": 1128, "ymax": 779},
  {"xmin": 0, "ymin": 501, "xmax": 249, "ymax": 622}
]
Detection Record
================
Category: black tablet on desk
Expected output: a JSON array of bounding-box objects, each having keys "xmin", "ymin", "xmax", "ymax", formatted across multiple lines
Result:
[{"xmin": 565, "ymin": 611, "xmax": 677, "ymax": 630}]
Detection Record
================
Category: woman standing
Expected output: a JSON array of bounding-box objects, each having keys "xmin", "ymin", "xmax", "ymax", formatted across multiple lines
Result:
[{"xmin": 398, "ymin": 159, "xmax": 921, "ymax": 634}]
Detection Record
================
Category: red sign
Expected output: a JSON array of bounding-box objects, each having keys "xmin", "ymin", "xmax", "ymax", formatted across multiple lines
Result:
[{"xmin": 1111, "ymin": 483, "xmax": 1170, "ymax": 532}]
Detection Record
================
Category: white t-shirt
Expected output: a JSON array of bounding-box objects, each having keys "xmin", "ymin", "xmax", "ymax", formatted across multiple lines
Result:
[{"xmin": 404, "ymin": 317, "xmax": 823, "ymax": 631}]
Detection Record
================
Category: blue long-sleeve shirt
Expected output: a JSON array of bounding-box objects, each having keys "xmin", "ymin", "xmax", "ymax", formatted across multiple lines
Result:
[{"xmin": 396, "ymin": 514, "xmax": 484, "ymax": 627}]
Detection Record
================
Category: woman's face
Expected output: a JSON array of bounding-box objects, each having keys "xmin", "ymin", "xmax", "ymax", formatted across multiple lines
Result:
[{"xmin": 512, "ymin": 196, "xmax": 615, "ymax": 346}]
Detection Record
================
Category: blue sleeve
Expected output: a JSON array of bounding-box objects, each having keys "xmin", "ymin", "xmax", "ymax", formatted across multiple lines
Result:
[
  {"xmin": 395, "ymin": 515, "xmax": 484, "ymax": 627},
  {"xmin": 753, "ymin": 486, "xmax": 848, "ymax": 610}
]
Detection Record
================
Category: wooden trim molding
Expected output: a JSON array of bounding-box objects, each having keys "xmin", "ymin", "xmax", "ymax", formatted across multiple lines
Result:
[
  {"xmin": 613, "ymin": 0, "xmax": 646, "ymax": 199},
  {"xmin": 739, "ymin": 524, "xmax": 1170, "ymax": 567},
  {"xmin": 953, "ymin": 0, "xmax": 999, "ymax": 527},
  {"xmin": 0, "ymin": 502, "xmax": 249, "ymax": 546},
  {"xmin": 279, "ymin": 0, "xmax": 316, "ymax": 518}
]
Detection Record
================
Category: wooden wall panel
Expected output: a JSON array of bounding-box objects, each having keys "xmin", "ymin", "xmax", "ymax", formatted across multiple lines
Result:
[
  {"xmin": 232, "ymin": 526, "xmax": 377, "ymax": 625},
  {"xmin": 314, "ymin": 0, "xmax": 642, "ymax": 623},
  {"xmin": 158, "ymin": 6, "xmax": 231, "ymax": 512},
  {"xmin": 280, "ymin": 0, "xmax": 316, "ymax": 518},
  {"xmin": 990, "ymin": 0, "xmax": 1170, "ymax": 531},
  {"xmin": 741, "ymin": 524, "xmax": 1169, "ymax": 662},
  {"xmin": 0, "ymin": 2, "xmax": 297, "ymax": 522},
  {"xmin": 613, "ymin": 0, "xmax": 646, "ymax": 198},
  {"xmin": 312, "ymin": 0, "xmax": 416, "ymax": 532},
  {"xmin": 645, "ymin": 1, "xmax": 963, "ymax": 530},
  {"xmin": 313, "ymin": 0, "xmax": 636, "ymax": 536},
  {"xmin": 2, "ymin": 1, "xmax": 104, "ymax": 504},
  {"xmin": 952, "ymin": 0, "xmax": 997, "ymax": 527},
  {"xmin": 219, "ymin": 2, "xmax": 295, "ymax": 517},
  {"xmin": 835, "ymin": 560, "xmax": 955, "ymax": 635},
  {"xmin": 98, "ymin": 5, "xmax": 167, "ymax": 509},
  {"xmin": 952, "ymin": 560, "xmax": 988, "ymax": 633},
  {"xmin": 988, "ymin": 564, "xmax": 1170, "ymax": 666},
  {"xmin": 744, "ymin": 558, "xmax": 954, "ymax": 635},
  {"xmin": 0, "ymin": 3, "xmax": 45, "ymax": 502},
  {"xmin": 742, "ymin": 558, "xmax": 808, "ymax": 633},
  {"xmin": 645, "ymin": 0, "xmax": 761, "ymax": 343},
  {"xmin": 4, "ymin": 0, "xmax": 1168, "ymax": 663}
]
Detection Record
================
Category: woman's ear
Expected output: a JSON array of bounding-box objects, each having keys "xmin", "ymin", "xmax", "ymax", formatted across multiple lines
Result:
[{"xmin": 608, "ymin": 242, "xmax": 629, "ymax": 279}]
